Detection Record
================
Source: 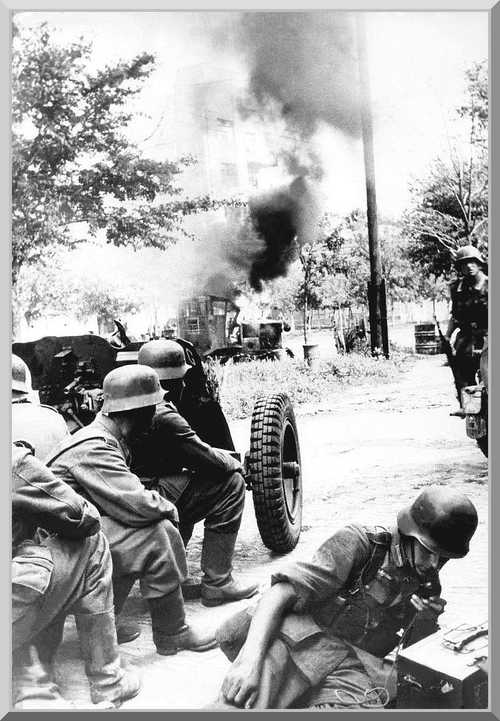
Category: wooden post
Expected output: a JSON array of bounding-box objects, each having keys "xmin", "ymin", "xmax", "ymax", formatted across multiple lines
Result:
[{"xmin": 356, "ymin": 15, "xmax": 390, "ymax": 358}]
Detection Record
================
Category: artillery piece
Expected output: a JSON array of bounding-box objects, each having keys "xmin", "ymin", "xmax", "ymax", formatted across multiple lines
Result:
[{"xmin": 13, "ymin": 327, "xmax": 303, "ymax": 553}]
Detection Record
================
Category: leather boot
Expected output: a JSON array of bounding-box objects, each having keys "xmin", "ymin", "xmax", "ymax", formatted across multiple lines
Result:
[
  {"xmin": 113, "ymin": 575, "xmax": 141, "ymax": 644},
  {"xmin": 75, "ymin": 610, "xmax": 141, "ymax": 707},
  {"xmin": 200, "ymin": 530, "xmax": 259, "ymax": 607},
  {"xmin": 147, "ymin": 587, "xmax": 218, "ymax": 656},
  {"xmin": 12, "ymin": 645, "xmax": 73, "ymax": 710}
]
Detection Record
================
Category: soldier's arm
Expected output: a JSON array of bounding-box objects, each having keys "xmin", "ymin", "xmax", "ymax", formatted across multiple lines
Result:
[
  {"xmin": 221, "ymin": 583, "xmax": 296, "ymax": 708},
  {"xmin": 69, "ymin": 441, "xmax": 178, "ymax": 527},
  {"xmin": 12, "ymin": 445, "xmax": 101, "ymax": 538},
  {"xmin": 155, "ymin": 404, "xmax": 241, "ymax": 476}
]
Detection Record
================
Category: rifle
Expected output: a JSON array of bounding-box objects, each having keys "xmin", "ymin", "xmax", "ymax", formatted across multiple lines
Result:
[{"xmin": 434, "ymin": 316, "xmax": 462, "ymax": 402}]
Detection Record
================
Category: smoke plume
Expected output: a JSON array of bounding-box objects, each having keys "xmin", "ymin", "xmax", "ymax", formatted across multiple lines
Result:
[
  {"xmin": 247, "ymin": 176, "xmax": 319, "ymax": 291},
  {"xmin": 238, "ymin": 12, "xmax": 361, "ymax": 141}
]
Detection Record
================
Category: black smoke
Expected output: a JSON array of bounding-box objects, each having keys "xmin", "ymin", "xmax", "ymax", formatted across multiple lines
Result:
[
  {"xmin": 238, "ymin": 12, "xmax": 361, "ymax": 141},
  {"xmin": 247, "ymin": 176, "xmax": 319, "ymax": 291}
]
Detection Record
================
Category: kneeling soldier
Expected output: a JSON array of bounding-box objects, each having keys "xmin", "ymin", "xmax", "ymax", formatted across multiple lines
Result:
[
  {"xmin": 214, "ymin": 486, "xmax": 478, "ymax": 709},
  {"xmin": 12, "ymin": 443, "xmax": 140, "ymax": 709},
  {"xmin": 46, "ymin": 364, "xmax": 217, "ymax": 656},
  {"xmin": 132, "ymin": 339, "xmax": 258, "ymax": 607}
]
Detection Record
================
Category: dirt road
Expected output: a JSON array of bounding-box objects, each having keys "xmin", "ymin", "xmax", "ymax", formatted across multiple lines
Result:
[{"xmin": 56, "ymin": 354, "xmax": 488, "ymax": 709}]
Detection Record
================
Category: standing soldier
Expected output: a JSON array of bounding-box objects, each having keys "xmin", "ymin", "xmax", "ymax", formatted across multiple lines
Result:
[
  {"xmin": 12, "ymin": 443, "xmax": 140, "ymax": 709},
  {"xmin": 213, "ymin": 487, "xmax": 478, "ymax": 710},
  {"xmin": 46, "ymin": 364, "xmax": 217, "ymax": 656},
  {"xmin": 445, "ymin": 245, "xmax": 488, "ymax": 400},
  {"xmin": 133, "ymin": 339, "xmax": 258, "ymax": 607}
]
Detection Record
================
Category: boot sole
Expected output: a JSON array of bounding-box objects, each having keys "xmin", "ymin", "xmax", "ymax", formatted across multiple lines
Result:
[
  {"xmin": 201, "ymin": 588, "xmax": 259, "ymax": 607},
  {"xmin": 156, "ymin": 639, "xmax": 219, "ymax": 656}
]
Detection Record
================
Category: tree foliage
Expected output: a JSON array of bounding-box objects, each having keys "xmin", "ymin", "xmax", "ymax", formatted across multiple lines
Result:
[
  {"xmin": 404, "ymin": 61, "xmax": 488, "ymax": 280},
  {"xmin": 11, "ymin": 22, "xmax": 231, "ymax": 286}
]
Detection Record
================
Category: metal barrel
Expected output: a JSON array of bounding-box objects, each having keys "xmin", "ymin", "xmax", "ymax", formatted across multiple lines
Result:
[{"xmin": 414, "ymin": 323, "xmax": 440, "ymax": 355}]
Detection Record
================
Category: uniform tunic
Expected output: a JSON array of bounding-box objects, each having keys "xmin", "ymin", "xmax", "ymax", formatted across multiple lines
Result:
[
  {"xmin": 449, "ymin": 273, "xmax": 488, "ymax": 389},
  {"xmin": 217, "ymin": 523, "xmax": 441, "ymax": 709},
  {"xmin": 130, "ymin": 400, "xmax": 245, "ymax": 538},
  {"xmin": 46, "ymin": 413, "xmax": 187, "ymax": 599}
]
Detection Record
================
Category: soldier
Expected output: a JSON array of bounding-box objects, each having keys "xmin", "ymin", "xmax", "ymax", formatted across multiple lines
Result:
[
  {"xmin": 46, "ymin": 364, "xmax": 217, "ymax": 656},
  {"xmin": 214, "ymin": 486, "xmax": 478, "ymax": 709},
  {"xmin": 12, "ymin": 443, "xmax": 140, "ymax": 709},
  {"xmin": 12, "ymin": 354, "xmax": 69, "ymax": 460},
  {"xmin": 132, "ymin": 339, "xmax": 258, "ymax": 607},
  {"xmin": 446, "ymin": 245, "xmax": 488, "ymax": 398}
]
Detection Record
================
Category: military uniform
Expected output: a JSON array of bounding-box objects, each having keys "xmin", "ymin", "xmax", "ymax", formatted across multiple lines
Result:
[
  {"xmin": 46, "ymin": 412, "xmax": 188, "ymax": 608},
  {"xmin": 12, "ymin": 444, "xmax": 130, "ymax": 708},
  {"xmin": 11, "ymin": 401, "xmax": 69, "ymax": 461},
  {"xmin": 449, "ymin": 273, "xmax": 488, "ymax": 391},
  {"xmin": 217, "ymin": 523, "xmax": 441, "ymax": 709},
  {"xmin": 130, "ymin": 399, "xmax": 244, "ymax": 545}
]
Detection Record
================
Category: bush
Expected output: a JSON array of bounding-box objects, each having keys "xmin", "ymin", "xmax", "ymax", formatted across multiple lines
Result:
[{"xmin": 216, "ymin": 351, "xmax": 414, "ymax": 420}]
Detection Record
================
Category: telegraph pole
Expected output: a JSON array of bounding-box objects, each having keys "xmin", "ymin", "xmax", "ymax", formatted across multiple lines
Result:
[{"xmin": 356, "ymin": 14, "xmax": 389, "ymax": 358}]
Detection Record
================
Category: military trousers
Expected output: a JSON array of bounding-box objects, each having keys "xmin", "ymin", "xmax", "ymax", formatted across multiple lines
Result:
[
  {"xmin": 158, "ymin": 471, "xmax": 245, "ymax": 544},
  {"xmin": 12, "ymin": 529, "xmax": 113, "ymax": 653},
  {"xmin": 101, "ymin": 516, "xmax": 188, "ymax": 599}
]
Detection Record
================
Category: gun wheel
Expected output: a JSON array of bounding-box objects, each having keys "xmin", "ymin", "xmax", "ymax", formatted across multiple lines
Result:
[{"xmin": 248, "ymin": 393, "xmax": 302, "ymax": 553}]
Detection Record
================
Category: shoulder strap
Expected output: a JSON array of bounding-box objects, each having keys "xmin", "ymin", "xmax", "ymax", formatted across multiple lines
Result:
[{"xmin": 358, "ymin": 525, "xmax": 392, "ymax": 587}]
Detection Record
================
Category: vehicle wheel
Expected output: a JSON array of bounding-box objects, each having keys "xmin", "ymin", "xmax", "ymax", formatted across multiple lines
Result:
[
  {"xmin": 248, "ymin": 393, "xmax": 302, "ymax": 553},
  {"xmin": 477, "ymin": 436, "xmax": 488, "ymax": 457}
]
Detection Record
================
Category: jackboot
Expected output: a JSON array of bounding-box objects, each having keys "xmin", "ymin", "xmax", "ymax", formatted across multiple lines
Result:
[
  {"xmin": 12, "ymin": 645, "xmax": 74, "ymax": 710},
  {"xmin": 113, "ymin": 574, "xmax": 141, "ymax": 644},
  {"xmin": 75, "ymin": 610, "xmax": 141, "ymax": 707},
  {"xmin": 33, "ymin": 615, "xmax": 65, "ymax": 679},
  {"xmin": 147, "ymin": 587, "xmax": 218, "ymax": 656},
  {"xmin": 200, "ymin": 530, "xmax": 259, "ymax": 607}
]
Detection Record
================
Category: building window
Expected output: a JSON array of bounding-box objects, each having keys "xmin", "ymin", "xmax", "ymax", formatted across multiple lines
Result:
[{"xmin": 220, "ymin": 162, "xmax": 238, "ymax": 187}]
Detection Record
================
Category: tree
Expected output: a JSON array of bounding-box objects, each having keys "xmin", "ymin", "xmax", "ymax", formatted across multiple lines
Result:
[
  {"xmin": 74, "ymin": 281, "xmax": 142, "ymax": 335},
  {"xmin": 12, "ymin": 22, "xmax": 231, "ymax": 287},
  {"xmin": 404, "ymin": 61, "xmax": 488, "ymax": 280},
  {"xmin": 294, "ymin": 215, "xmax": 345, "ymax": 344}
]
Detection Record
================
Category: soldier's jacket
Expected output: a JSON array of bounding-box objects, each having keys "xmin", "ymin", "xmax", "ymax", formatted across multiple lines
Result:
[
  {"xmin": 130, "ymin": 399, "xmax": 242, "ymax": 499},
  {"xmin": 219, "ymin": 523, "xmax": 441, "ymax": 688},
  {"xmin": 11, "ymin": 401, "xmax": 69, "ymax": 462},
  {"xmin": 12, "ymin": 444, "xmax": 100, "ymax": 550},
  {"xmin": 46, "ymin": 413, "xmax": 177, "ymax": 527},
  {"xmin": 450, "ymin": 274, "xmax": 488, "ymax": 337}
]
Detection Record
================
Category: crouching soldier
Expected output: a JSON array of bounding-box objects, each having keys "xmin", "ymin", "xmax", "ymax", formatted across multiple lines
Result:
[
  {"xmin": 46, "ymin": 364, "xmax": 217, "ymax": 655},
  {"xmin": 12, "ymin": 443, "xmax": 140, "ymax": 709},
  {"xmin": 132, "ymin": 339, "xmax": 258, "ymax": 606},
  {"xmin": 214, "ymin": 487, "xmax": 478, "ymax": 710},
  {"xmin": 11, "ymin": 354, "xmax": 69, "ymax": 460}
]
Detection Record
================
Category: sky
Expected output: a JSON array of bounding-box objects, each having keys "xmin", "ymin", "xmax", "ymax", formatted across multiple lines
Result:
[{"xmin": 15, "ymin": 11, "xmax": 488, "ymax": 218}]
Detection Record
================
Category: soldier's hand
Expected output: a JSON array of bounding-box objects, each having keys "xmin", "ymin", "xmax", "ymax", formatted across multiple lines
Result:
[
  {"xmin": 411, "ymin": 593, "xmax": 446, "ymax": 616},
  {"xmin": 221, "ymin": 655, "xmax": 260, "ymax": 709}
]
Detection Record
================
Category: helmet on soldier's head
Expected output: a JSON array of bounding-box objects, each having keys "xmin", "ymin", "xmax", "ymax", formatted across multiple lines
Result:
[
  {"xmin": 138, "ymin": 339, "xmax": 191, "ymax": 380},
  {"xmin": 454, "ymin": 245, "xmax": 484, "ymax": 267},
  {"xmin": 12, "ymin": 355, "xmax": 32, "ymax": 398},
  {"xmin": 397, "ymin": 486, "xmax": 478, "ymax": 558},
  {"xmin": 101, "ymin": 364, "xmax": 165, "ymax": 414}
]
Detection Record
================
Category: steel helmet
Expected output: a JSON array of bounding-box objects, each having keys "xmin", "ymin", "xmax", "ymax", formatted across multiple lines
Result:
[
  {"xmin": 397, "ymin": 486, "xmax": 478, "ymax": 559},
  {"xmin": 454, "ymin": 245, "xmax": 484, "ymax": 267},
  {"xmin": 137, "ymin": 339, "xmax": 191, "ymax": 380},
  {"xmin": 12, "ymin": 354, "xmax": 32, "ymax": 397},
  {"xmin": 101, "ymin": 364, "xmax": 165, "ymax": 414}
]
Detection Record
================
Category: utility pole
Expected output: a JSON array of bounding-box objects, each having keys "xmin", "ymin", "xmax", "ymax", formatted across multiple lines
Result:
[{"xmin": 355, "ymin": 14, "xmax": 389, "ymax": 358}]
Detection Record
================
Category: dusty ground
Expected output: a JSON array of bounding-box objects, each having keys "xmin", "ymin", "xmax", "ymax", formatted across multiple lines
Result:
[{"xmin": 55, "ymin": 353, "xmax": 488, "ymax": 709}]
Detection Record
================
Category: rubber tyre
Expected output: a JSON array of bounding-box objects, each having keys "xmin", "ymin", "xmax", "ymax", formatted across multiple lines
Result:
[
  {"xmin": 248, "ymin": 393, "xmax": 302, "ymax": 553},
  {"xmin": 477, "ymin": 435, "xmax": 488, "ymax": 457}
]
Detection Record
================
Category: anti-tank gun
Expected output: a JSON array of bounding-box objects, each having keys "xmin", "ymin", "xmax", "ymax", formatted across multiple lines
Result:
[{"xmin": 13, "ymin": 324, "xmax": 303, "ymax": 554}]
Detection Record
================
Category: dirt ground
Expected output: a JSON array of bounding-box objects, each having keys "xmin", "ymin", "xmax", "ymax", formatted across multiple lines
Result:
[{"xmin": 55, "ymin": 353, "xmax": 488, "ymax": 709}]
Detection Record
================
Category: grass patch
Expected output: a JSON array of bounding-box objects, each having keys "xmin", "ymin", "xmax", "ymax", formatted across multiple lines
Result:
[{"xmin": 216, "ymin": 351, "xmax": 415, "ymax": 420}]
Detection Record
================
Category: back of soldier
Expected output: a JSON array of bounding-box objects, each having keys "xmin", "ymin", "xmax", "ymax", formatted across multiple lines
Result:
[{"xmin": 12, "ymin": 403, "xmax": 69, "ymax": 461}]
